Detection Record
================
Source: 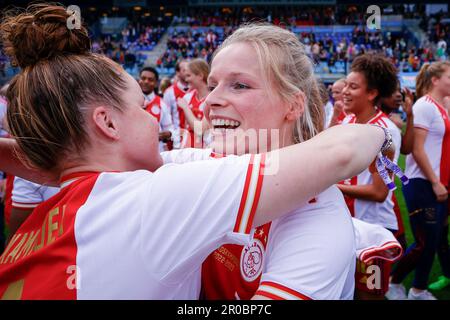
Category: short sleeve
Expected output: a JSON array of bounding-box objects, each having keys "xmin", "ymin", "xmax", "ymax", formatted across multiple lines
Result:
[
  {"xmin": 12, "ymin": 177, "xmax": 44, "ymax": 209},
  {"xmin": 256, "ymin": 201, "xmax": 356, "ymax": 300},
  {"xmin": 412, "ymin": 99, "xmax": 434, "ymax": 130},
  {"xmin": 140, "ymin": 153, "xmax": 266, "ymax": 284},
  {"xmin": 352, "ymin": 218, "xmax": 403, "ymax": 263}
]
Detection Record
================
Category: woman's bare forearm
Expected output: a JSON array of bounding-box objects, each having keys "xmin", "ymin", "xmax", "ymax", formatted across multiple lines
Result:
[
  {"xmin": 254, "ymin": 124, "xmax": 385, "ymax": 226},
  {"xmin": 0, "ymin": 138, "xmax": 57, "ymax": 185}
]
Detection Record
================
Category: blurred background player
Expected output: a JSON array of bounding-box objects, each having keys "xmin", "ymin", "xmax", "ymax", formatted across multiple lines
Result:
[
  {"xmin": 163, "ymin": 24, "xmax": 402, "ymax": 300},
  {"xmin": 0, "ymin": 3, "xmax": 390, "ymax": 299},
  {"xmin": 337, "ymin": 53, "xmax": 403, "ymax": 300},
  {"xmin": 163, "ymin": 60, "xmax": 190, "ymax": 149},
  {"xmin": 379, "ymin": 80, "xmax": 415, "ymax": 155},
  {"xmin": 388, "ymin": 61, "xmax": 450, "ymax": 300},
  {"xmin": 177, "ymin": 58, "xmax": 210, "ymax": 148},
  {"xmin": 138, "ymin": 66, "xmax": 174, "ymax": 151},
  {"xmin": 326, "ymin": 78, "xmax": 347, "ymax": 128}
]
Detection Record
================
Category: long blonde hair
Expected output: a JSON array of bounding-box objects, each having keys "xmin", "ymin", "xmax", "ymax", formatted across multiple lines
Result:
[
  {"xmin": 212, "ymin": 23, "xmax": 324, "ymax": 143},
  {"xmin": 416, "ymin": 61, "xmax": 450, "ymax": 98}
]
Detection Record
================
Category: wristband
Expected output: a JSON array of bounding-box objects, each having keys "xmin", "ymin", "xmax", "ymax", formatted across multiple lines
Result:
[{"xmin": 371, "ymin": 124, "xmax": 393, "ymax": 154}]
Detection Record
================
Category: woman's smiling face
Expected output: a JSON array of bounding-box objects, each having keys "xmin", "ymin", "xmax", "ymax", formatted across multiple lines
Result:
[{"xmin": 205, "ymin": 42, "xmax": 290, "ymax": 155}]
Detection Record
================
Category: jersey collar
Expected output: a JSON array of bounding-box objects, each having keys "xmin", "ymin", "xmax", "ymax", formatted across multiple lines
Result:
[{"xmin": 60, "ymin": 172, "xmax": 100, "ymax": 189}]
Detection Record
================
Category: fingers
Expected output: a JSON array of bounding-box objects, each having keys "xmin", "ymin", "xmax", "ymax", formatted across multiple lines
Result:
[{"xmin": 437, "ymin": 193, "xmax": 448, "ymax": 202}]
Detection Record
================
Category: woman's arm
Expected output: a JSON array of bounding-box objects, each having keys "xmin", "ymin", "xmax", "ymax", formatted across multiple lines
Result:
[
  {"xmin": 411, "ymin": 128, "xmax": 448, "ymax": 202},
  {"xmin": 400, "ymin": 88, "xmax": 414, "ymax": 155},
  {"xmin": 254, "ymin": 124, "xmax": 387, "ymax": 227},
  {"xmin": 327, "ymin": 101, "xmax": 345, "ymax": 128},
  {"xmin": 177, "ymin": 97, "xmax": 209, "ymax": 135},
  {"xmin": 337, "ymin": 147, "xmax": 395, "ymax": 202},
  {"xmin": 338, "ymin": 173, "xmax": 389, "ymax": 203},
  {"xmin": 0, "ymin": 138, "xmax": 57, "ymax": 185}
]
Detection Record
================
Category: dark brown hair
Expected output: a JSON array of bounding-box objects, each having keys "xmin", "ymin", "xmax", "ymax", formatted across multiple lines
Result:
[
  {"xmin": 1, "ymin": 3, "xmax": 128, "ymax": 171},
  {"xmin": 351, "ymin": 53, "xmax": 398, "ymax": 104}
]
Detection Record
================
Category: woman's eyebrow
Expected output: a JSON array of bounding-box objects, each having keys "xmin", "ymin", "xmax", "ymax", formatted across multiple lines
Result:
[{"xmin": 208, "ymin": 71, "xmax": 255, "ymax": 82}]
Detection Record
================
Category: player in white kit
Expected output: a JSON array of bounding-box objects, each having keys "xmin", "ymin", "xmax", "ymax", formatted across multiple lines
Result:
[
  {"xmin": 0, "ymin": 5, "xmax": 393, "ymax": 299},
  {"xmin": 389, "ymin": 61, "xmax": 450, "ymax": 300},
  {"xmin": 162, "ymin": 25, "xmax": 402, "ymax": 300}
]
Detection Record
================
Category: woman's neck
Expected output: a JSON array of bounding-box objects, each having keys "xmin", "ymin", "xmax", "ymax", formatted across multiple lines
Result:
[
  {"xmin": 354, "ymin": 105, "xmax": 379, "ymax": 124},
  {"xmin": 428, "ymin": 89, "xmax": 445, "ymax": 107},
  {"xmin": 196, "ymin": 83, "xmax": 209, "ymax": 101}
]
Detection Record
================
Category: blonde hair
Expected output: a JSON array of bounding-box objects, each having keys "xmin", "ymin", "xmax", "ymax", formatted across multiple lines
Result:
[
  {"xmin": 416, "ymin": 61, "xmax": 450, "ymax": 98},
  {"xmin": 213, "ymin": 23, "xmax": 324, "ymax": 143},
  {"xmin": 188, "ymin": 58, "xmax": 209, "ymax": 83},
  {"xmin": 159, "ymin": 77, "xmax": 171, "ymax": 95}
]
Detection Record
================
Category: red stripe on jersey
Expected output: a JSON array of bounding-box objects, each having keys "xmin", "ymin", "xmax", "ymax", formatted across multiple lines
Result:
[
  {"xmin": 60, "ymin": 171, "xmax": 100, "ymax": 185},
  {"xmin": 244, "ymin": 154, "xmax": 266, "ymax": 234},
  {"xmin": 359, "ymin": 240, "xmax": 403, "ymax": 263},
  {"xmin": 257, "ymin": 281, "xmax": 312, "ymax": 300},
  {"xmin": 430, "ymin": 98, "xmax": 450, "ymax": 188},
  {"xmin": 392, "ymin": 194, "xmax": 405, "ymax": 236},
  {"xmin": 0, "ymin": 173, "xmax": 100, "ymax": 299},
  {"xmin": 233, "ymin": 155, "xmax": 255, "ymax": 233},
  {"xmin": 377, "ymin": 117, "xmax": 387, "ymax": 127},
  {"xmin": 254, "ymin": 290, "xmax": 285, "ymax": 300},
  {"xmin": 173, "ymin": 82, "xmax": 187, "ymax": 99},
  {"xmin": 144, "ymin": 95, "xmax": 163, "ymax": 123},
  {"xmin": 368, "ymin": 111, "xmax": 385, "ymax": 125},
  {"xmin": 210, "ymin": 152, "xmax": 224, "ymax": 159},
  {"xmin": 4, "ymin": 175, "xmax": 14, "ymax": 227},
  {"xmin": 346, "ymin": 115, "xmax": 357, "ymax": 124}
]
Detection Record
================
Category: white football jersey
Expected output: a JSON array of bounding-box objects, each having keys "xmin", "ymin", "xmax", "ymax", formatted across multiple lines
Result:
[
  {"xmin": 162, "ymin": 148, "xmax": 403, "ymax": 300},
  {"xmin": 0, "ymin": 154, "xmax": 265, "ymax": 299},
  {"xmin": 162, "ymin": 148, "xmax": 356, "ymax": 299},
  {"xmin": 405, "ymin": 95, "xmax": 450, "ymax": 186},
  {"xmin": 12, "ymin": 177, "xmax": 60, "ymax": 209},
  {"xmin": 341, "ymin": 111, "xmax": 402, "ymax": 230}
]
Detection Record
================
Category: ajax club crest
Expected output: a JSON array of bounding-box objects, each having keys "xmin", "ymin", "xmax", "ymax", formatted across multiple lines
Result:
[{"xmin": 240, "ymin": 239, "xmax": 264, "ymax": 282}]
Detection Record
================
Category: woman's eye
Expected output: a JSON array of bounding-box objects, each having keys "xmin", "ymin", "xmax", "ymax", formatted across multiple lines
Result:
[{"xmin": 233, "ymin": 82, "xmax": 249, "ymax": 90}]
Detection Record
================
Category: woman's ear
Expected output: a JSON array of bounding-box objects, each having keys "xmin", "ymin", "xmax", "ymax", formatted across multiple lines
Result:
[
  {"xmin": 285, "ymin": 91, "xmax": 306, "ymax": 121},
  {"xmin": 92, "ymin": 106, "xmax": 120, "ymax": 140},
  {"xmin": 368, "ymin": 88, "xmax": 379, "ymax": 103}
]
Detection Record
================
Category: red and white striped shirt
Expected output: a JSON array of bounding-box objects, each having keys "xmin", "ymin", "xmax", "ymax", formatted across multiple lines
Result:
[
  {"xmin": 0, "ymin": 154, "xmax": 264, "ymax": 299},
  {"xmin": 340, "ymin": 111, "xmax": 402, "ymax": 230},
  {"xmin": 162, "ymin": 148, "xmax": 357, "ymax": 300}
]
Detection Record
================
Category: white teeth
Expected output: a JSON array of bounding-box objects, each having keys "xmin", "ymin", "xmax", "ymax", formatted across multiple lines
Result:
[{"xmin": 211, "ymin": 118, "xmax": 241, "ymax": 128}]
